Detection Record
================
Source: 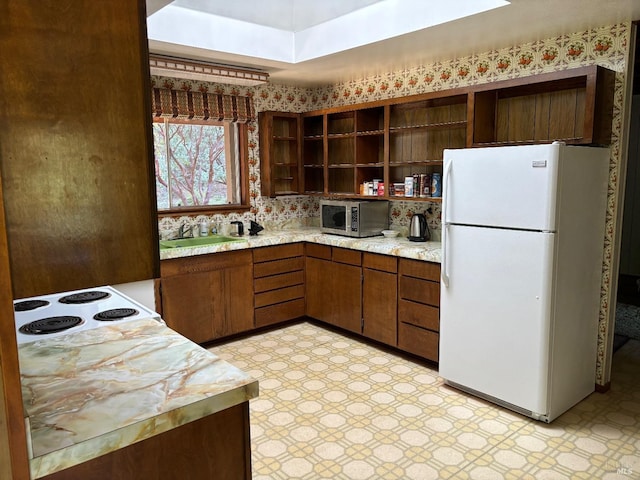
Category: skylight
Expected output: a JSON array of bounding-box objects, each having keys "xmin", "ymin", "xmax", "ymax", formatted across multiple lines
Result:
[{"xmin": 147, "ymin": 0, "xmax": 510, "ymax": 64}]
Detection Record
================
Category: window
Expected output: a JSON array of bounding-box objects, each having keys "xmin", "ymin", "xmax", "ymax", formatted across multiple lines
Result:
[{"xmin": 152, "ymin": 118, "xmax": 249, "ymax": 213}]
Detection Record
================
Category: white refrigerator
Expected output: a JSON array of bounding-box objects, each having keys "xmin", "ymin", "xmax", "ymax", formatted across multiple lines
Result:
[{"xmin": 439, "ymin": 143, "xmax": 609, "ymax": 423}]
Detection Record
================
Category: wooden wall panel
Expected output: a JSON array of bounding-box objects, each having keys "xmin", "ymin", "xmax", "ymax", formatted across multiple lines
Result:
[{"xmin": 0, "ymin": 1, "xmax": 159, "ymax": 298}]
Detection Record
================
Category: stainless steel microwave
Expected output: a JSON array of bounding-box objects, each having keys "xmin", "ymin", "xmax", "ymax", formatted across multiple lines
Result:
[{"xmin": 320, "ymin": 199, "xmax": 389, "ymax": 237}]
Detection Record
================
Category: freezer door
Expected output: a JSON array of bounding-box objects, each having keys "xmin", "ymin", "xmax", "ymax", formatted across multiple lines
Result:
[
  {"xmin": 443, "ymin": 144, "xmax": 559, "ymax": 231},
  {"xmin": 439, "ymin": 224, "xmax": 555, "ymax": 416}
]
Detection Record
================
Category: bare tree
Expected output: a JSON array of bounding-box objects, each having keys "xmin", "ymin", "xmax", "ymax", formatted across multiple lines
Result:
[{"xmin": 158, "ymin": 123, "xmax": 227, "ymax": 207}]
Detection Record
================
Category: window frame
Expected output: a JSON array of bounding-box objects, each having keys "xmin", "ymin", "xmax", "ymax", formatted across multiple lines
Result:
[{"xmin": 153, "ymin": 117, "xmax": 251, "ymax": 217}]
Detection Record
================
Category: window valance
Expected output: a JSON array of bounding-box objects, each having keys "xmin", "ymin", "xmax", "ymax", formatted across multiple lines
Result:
[{"xmin": 151, "ymin": 87, "xmax": 255, "ymax": 123}]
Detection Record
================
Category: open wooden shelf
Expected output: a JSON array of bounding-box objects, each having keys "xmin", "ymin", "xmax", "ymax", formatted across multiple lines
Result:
[
  {"xmin": 470, "ymin": 65, "xmax": 615, "ymax": 146},
  {"xmin": 260, "ymin": 65, "xmax": 614, "ymax": 200},
  {"xmin": 259, "ymin": 111, "xmax": 302, "ymax": 198}
]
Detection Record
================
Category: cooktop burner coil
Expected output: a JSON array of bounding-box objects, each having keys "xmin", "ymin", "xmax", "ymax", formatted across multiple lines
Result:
[
  {"xmin": 94, "ymin": 308, "xmax": 139, "ymax": 321},
  {"xmin": 59, "ymin": 291, "xmax": 110, "ymax": 304},
  {"xmin": 14, "ymin": 300, "xmax": 50, "ymax": 312},
  {"xmin": 19, "ymin": 316, "xmax": 84, "ymax": 335}
]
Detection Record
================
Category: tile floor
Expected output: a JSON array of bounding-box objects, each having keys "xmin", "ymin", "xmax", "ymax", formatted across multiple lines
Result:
[{"xmin": 208, "ymin": 322, "xmax": 640, "ymax": 480}]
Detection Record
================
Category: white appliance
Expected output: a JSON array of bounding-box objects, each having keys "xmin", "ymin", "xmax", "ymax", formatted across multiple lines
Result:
[
  {"xmin": 439, "ymin": 143, "xmax": 609, "ymax": 423},
  {"xmin": 13, "ymin": 285, "xmax": 162, "ymax": 345}
]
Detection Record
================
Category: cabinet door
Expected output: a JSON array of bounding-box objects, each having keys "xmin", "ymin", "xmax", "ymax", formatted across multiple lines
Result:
[
  {"xmin": 305, "ymin": 257, "xmax": 332, "ymax": 322},
  {"xmin": 161, "ymin": 271, "xmax": 219, "ymax": 344},
  {"xmin": 363, "ymin": 268, "xmax": 397, "ymax": 346},
  {"xmin": 219, "ymin": 263, "xmax": 254, "ymax": 337},
  {"xmin": 328, "ymin": 262, "xmax": 362, "ymax": 334},
  {"xmin": 306, "ymin": 254, "xmax": 362, "ymax": 334},
  {"xmin": 160, "ymin": 250, "xmax": 253, "ymax": 343}
]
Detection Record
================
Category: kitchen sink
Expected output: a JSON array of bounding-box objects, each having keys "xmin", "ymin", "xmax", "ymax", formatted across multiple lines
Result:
[{"xmin": 159, "ymin": 235, "xmax": 247, "ymax": 249}]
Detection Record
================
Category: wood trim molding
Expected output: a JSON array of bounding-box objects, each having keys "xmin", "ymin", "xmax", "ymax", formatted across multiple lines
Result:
[
  {"xmin": 595, "ymin": 381, "xmax": 611, "ymax": 393},
  {"xmin": 0, "ymin": 171, "xmax": 30, "ymax": 479}
]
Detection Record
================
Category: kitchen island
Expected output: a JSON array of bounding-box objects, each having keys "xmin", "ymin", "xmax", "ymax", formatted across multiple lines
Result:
[{"xmin": 18, "ymin": 317, "xmax": 258, "ymax": 479}]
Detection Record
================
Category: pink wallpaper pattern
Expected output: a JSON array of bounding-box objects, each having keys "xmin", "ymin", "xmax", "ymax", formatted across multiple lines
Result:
[{"xmin": 156, "ymin": 22, "xmax": 632, "ymax": 386}]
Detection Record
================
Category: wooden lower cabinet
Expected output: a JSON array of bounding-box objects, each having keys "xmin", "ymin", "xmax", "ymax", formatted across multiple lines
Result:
[
  {"xmin": 329, "ymin": 260, "xmax": 362, "ymax": 334},
  {"xmin": 398, "ymin": 322, "xmax": 440, "ymax": 361},
  {"xmin": 253, "ymin": 244, "xmax": 305, "ymax": 327},
  {"xmin": 362, "ymin": 253, "xmax": 397, "ymax": 346},
  {"xmin": 159, "ymin": 243, "xmax": 441, "ymax": 362},
  {"xmin": 397, "ymin": 259, "xmax": 441, "ymax": 362},
  {"xmin": 160, "ymin": 251, "xmax": 254, "ymax": 344},
  {"xmin": 306, "ymin": 245, "xmax": 362, "ymax": 334},
  {"xmin": 306, "ymin": 247, "xmax": 440, "ymax": 361},
  {"xmin": 305, "ymin": 256, "xmax": 331, "ymax": 323},
  {"xmin": 42, "ymin": 402, "xmax": 252, "ymax": 480}
]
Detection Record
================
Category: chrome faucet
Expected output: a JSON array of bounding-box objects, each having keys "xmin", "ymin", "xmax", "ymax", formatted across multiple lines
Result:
[{"xmin": 177, "ymin": 223, "xmax": 193, "ymax": 238}]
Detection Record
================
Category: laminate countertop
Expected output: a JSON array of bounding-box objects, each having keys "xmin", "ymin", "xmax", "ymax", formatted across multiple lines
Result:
[
  {"xmin": 18, "ymin": 317, "xmax": 258, "ymax": 479},
  {"xmin": 159, "ymin": 228, "xmax": 442, "ymax": 263}
]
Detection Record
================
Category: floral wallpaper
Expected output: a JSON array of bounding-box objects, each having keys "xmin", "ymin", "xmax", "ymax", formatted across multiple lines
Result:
[{"xmin": 155, "ymin": 22, "xmax": 632, "ymax": 387}]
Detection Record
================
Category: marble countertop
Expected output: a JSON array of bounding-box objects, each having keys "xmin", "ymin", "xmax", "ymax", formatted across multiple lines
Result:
[
  {"xmin": 160, "ymin": 228, "xmax": 442, "ymax": 263},
  {"xmin": 19, "ymin": 318, "xmax": 258, "ymax": 479}
]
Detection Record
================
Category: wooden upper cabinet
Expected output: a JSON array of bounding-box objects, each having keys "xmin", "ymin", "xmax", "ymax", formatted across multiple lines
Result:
[
  {"xmin": 387, "ymin": 94, "xmax": 468, "ymax": 201},
  {"xmin": 259, "ymin": 111, "xmax": 303, "ymax": 197},
  {"xmin": 275, "ymin": 65, "xmax": 615, "ymax": 203},
  {"xmin": 326, "ymin": 112, "xmax": 356, "ymax": 194},
  {"xmin": 0, "ymin": 0, "xmax": 159, "ymax": 298},
  {"xmin": 302, "ymin": 115, "xmax": 325, "ymax": 194},
  {"xmin": 470, "ymin": 65, "xmax": 615, "ymax": 146},
  {"xmin": 355, "ymin": 107, "xmax": 385, "ymax": 197}
]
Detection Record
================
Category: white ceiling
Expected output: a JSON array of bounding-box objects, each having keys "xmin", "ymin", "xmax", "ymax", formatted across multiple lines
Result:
[{"xmin": 146, "ymin": 0, "xmax": 640, "ymax": 87}]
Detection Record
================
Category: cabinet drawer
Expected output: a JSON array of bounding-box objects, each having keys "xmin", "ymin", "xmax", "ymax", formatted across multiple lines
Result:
[
  {"xmin": 253, "ymin": 257, "xmax": 304, "ymax": 278},
  {"xmin": 399, "ymin": 276, "xmax": 440, "ymax": 306},
  {"xmin": 255, "ymin": 284, "xmax": 305, "ymax": 308},
  {"xmin": 254, "ymin": 270, "xmax": 304, "ymax": 293},
  {"xmin": 398, "ymin": 299, "xmax": 439, "ymax": 331},
  {"xmin": 161, "ymin": 250, "xmax": 252, "ymax": 277},
  {"xmin": 253, "ymin": 243, "xmax": 304, "ymax": 263},
  {"xmin": 398, "ymin": 322, "xmax": 439, "ymax": 362},
  {"xmin": 399, "ymin": 259, "xmax": 440, "ymax": 282},
  {"xmin": 255, "ymin": 298, "xmax": 305, "ymax": 327},
  {"xmin": 332, "ymin": 247, "xmax": 361, "ymax": 266},
  {"xmin": 306, "ymin": 243, "xmax": 331, "ymax": 260},
  {"xmin": 363, "ymin": 253, "xmax": 397, "ymax": 273}
]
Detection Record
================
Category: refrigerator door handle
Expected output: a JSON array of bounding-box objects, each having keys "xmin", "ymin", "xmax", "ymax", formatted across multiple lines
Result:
[
  {"xmin": 442, "ymin": 223, "xmax": 450, "ymax": 287},
  {"xmin": 441, "ymin": 159, "xmax": 453, "ymax": 287},
  {"xmin": 443, "ymin": 158, "xmax": 452, "ymax": 225}
]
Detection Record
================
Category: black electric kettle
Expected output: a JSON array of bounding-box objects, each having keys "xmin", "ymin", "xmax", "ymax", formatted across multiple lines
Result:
[{"xmin": 408, "ymin": 213, "xmax": 430, "ymax": 242}]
